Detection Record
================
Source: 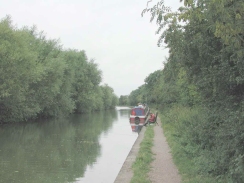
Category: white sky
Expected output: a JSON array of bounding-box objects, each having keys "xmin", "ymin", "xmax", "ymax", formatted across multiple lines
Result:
[{"xmin": 0, "ymin": 0, "xmax": 182, "ymax": 97}]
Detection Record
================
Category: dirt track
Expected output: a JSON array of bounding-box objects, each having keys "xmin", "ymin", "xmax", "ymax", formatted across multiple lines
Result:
[
  {"xmin": 114, "ymin": 116, "xmax": 181, "ymax": 183},
  {"xmin": 148, "ymin": 117, "xmax": 181, "ymax": 183}
]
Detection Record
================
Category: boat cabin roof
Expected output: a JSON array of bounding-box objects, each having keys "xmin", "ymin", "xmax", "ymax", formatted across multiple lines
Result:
[{"xmin": 131, "ymin": 106, "xmax": 149, "ymax": 116}]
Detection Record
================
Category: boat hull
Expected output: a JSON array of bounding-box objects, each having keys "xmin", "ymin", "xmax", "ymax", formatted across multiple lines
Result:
[{"xmin": 129, "ymin": 106, "xmax": 150, "ymax": 132}]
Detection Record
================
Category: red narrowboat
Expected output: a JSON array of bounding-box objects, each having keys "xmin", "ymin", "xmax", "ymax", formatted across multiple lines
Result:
[{"xmin": 129, "ymin": 105, "xmax": 150, "ymax": 128}]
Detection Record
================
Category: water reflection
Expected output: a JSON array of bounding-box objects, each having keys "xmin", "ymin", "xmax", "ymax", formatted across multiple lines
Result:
[
  {"xmin": 118, "ymin": 109, "xmax": 130, "ymax": 117},
  {"xmin": 130, "ymin": 124, "xmax": 143, "ymax": 133},
  {"xmin": 0, "ymin": 110, "xmax": 118, "ymax": 183},
  {"xmin": 77, "ymin": 107, "xmax": 138, "ymax": 183}
]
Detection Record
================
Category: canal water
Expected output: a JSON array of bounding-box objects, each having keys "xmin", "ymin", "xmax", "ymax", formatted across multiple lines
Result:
[{"xmin": 0, "ymin": 106, "xmax": 138, "ymax": 183}]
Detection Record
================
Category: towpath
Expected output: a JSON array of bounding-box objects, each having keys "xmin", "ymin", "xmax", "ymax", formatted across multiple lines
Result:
[
  {"xmin": 114, "ymin": 116, "xmax": 181, "ymax": 183},
  {"xmin": 148, "ymin": 116, "xmax": 181, "ymax": 183}
]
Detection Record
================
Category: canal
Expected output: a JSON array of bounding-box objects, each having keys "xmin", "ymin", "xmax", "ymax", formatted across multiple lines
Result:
[{"xmin": 0, "ymin": 106, "xmax": 138, "ymax": 183}]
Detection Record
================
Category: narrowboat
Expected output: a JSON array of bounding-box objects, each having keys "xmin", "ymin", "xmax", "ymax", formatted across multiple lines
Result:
[{"xmin": 129, "ymin": 105, "xmax": 150, "ymax": 130}]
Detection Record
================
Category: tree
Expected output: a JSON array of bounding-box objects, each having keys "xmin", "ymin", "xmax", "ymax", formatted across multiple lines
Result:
[
  {"xmin": 119, "ymin": 95, "xmax": 129, "ymax": 106},
  {"xmin": 0, "ymin": 16, "xmax": 117, "ymax": 122},
  {"xmin": 142, "ymin": 0, "xmax": 244, "ymax": 181}
]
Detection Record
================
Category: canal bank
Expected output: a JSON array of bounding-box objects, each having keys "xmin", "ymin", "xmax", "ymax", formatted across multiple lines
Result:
[
  {"xmin": 114, "ymin": 116, "xmax": 181, "ymax": 183},
  {"xmin": 114, "ymin": 126, "xmax": 146, "ymax": 183}
]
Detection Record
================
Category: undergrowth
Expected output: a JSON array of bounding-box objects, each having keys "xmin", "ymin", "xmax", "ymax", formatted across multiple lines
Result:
[{"xmin": 160, "ymin": 105, "xmax": 226, "ymax": 183}]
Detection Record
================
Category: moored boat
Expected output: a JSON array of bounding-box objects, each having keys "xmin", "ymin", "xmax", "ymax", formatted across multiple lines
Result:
[{"xmin": 129, "ymin": 105, "xmax": 150, "ymax": 130}]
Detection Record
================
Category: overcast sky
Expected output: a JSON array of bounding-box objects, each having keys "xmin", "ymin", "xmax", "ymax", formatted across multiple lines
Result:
[{"xmin": 0, "ymin": 0, "xmax": 182, "ymax": 97}]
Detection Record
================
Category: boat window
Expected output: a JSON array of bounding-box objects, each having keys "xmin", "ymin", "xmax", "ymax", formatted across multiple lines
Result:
[{"xmin": 134, "ymin": 108, "xmax": 144, "ymax": 116}]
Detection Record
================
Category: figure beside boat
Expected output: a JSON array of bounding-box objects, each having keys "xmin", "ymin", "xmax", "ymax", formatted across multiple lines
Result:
[{"xmin": 145, "ymin": 111, "xmax": 158, "ymax": 126}]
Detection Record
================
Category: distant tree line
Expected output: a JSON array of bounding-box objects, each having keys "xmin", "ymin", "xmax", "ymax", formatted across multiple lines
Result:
[
  {"xmin": 123, "ymin": 0, "xmax": 244, "ymax": 182},
  {"xmin": 0, "ymin": 16, "xmax": 118, "ymax": 123},
  {"xmin": 118, "ymin": 95, "xmax": 129, "ymax": 106}
]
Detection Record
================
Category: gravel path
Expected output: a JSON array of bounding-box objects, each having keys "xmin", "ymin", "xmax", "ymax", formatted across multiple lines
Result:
[{"xmin": 148, "ymin": 117, "xmax": 181, "ymax": 183}]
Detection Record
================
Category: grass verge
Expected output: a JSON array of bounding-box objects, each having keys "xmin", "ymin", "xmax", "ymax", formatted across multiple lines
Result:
[
  {"xmin": 160, "ymin": 105, "xmax": 224, "ymax": 183},
  {"xmin": 130, "ymin": 125, "xmax": 154, "ymax": 183}
]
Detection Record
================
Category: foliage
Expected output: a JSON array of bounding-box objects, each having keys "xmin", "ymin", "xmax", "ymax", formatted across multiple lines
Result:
[
  {"xmin": 160, "ymin": 105, "xmax": 225, "ymax": 183},
  {"xmin": 0, "ymin": 17, "xmax": 44, "ymax": 122},
  {"xmin": 128, "ymin": 0, "xmax": 244, "ymax": 181},
  {"xmin": 128, "ymin": 85, "xmax": 147, "ymax": 106},
  {"xmin": 100, "ymin": 84, "xmax": 118, "ymax": 110},
  {"xmin": 0, "ymin": 16, "xmax": 118, "ymax": 123},
  {"xmin": 118, "ymin": 95, "xmax": 129, "ymax": 106}
]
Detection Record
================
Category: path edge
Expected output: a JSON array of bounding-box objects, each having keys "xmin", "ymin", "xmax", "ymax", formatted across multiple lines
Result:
[{"xmin": 114, "ymin": 126, "xmax": 146, "ymax": 183}]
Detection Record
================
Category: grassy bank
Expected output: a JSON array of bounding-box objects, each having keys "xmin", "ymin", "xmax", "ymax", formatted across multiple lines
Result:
[
  {"xmin": 130, "ymin": 125, "xmax": 154, "ymax": 183},
  {"xmin": 160, "ymin": 105, "xmax": 225, "ymax": 183}
]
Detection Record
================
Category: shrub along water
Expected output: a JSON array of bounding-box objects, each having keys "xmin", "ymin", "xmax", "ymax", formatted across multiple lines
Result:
[{"xmin": 0, "ymin": 16, "xmax": 118, "ymax": 123}]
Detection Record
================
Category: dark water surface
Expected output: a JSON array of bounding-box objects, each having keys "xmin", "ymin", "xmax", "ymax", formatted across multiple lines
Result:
[{"xmin": 0, "ymin": 106, "xmax": 138, "ymax": 183}]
